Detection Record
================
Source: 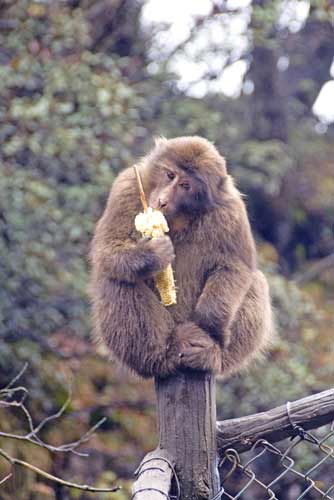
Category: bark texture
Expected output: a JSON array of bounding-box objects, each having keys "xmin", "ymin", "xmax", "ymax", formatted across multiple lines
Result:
[{"xmin": 156, "ymin": 372, "xmax": 221, "ymax": 500}]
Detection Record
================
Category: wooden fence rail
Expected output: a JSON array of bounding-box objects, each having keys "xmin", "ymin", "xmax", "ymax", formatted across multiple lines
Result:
[{"xmin": 217, "ymin": 388, "xmax": 334, "ymax": 455}]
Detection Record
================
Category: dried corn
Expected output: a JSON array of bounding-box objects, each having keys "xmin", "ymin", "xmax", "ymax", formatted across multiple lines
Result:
[{"xmin": 135, "ymin": 207, "xmax": 177, "ymax": 306}]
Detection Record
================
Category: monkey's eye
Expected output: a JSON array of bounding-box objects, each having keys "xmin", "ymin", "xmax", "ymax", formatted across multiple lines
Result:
[
  {"xmin": 180, "ymin": 182, "xmax": 191, "ymax": 191},
  {"xmin": 166, "ymin": 171, "xmax": 175, "ymax": 180}
]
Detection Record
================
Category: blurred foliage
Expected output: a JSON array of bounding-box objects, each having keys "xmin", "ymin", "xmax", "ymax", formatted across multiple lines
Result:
[
  {"xmin": 0, "ymin": 0, "xmax": 151, "ymax": 346},
  {"xmin": 0, "ymin": 0, "xmax": 334, "ymax": 498}
]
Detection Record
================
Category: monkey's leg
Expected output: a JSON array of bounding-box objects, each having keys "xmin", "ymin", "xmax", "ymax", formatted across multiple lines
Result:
[
  {"xmin": 220, "ymin": 270, "xmax": 274, "ymax": 378},
  {"xmin": 92, "ymin": 279, "xmax": 180, "ymax": 378}
]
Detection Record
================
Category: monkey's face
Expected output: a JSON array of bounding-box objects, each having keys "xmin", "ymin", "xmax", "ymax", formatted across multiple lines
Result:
[{"xmin": 149, "ymin": 165, "xmax": 211, "ymax": 221}]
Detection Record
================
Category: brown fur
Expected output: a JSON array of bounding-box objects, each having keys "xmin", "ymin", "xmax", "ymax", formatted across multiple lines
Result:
[{"xmin": 89, "ymin": 136, "xmax": 274, "ymax": 378}]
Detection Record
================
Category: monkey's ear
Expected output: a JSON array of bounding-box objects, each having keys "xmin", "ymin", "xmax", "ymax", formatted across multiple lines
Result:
[
  {"xmin": 207, "ymin": 175, "xmax": 228, "ymax": 208},
  {"xmin": 154, "ymin": 136, "xmax": 168, "ymax": 147}
]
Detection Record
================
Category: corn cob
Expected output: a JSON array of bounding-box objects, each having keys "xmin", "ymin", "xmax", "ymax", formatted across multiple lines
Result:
[{"xmin": 135, "ymin": 207, "xmax": 177, "ymax": 306}]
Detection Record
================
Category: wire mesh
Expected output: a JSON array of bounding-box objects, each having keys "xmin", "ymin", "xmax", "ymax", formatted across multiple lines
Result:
[{"xmin": 219, "ymin": 420, "xmax": 334, "ymax": 499}]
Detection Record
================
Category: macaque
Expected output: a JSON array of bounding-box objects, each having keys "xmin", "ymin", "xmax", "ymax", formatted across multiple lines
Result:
[{"xmin": 89, "ymin": 136, "xmax": 273, "ymax": 378}]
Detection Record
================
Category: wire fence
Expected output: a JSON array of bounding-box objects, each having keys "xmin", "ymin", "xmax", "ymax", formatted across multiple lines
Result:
[{"xmin": 219, "ymin": 420, "xmax": 334, "ymax": 499}]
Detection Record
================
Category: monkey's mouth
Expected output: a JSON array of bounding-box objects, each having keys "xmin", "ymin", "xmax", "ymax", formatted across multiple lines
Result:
[
  {"xmin": 158, "ymin": 207, "xmax": 175, "ymax": 221},
  {"xmin": 150, "ymin": 202, "xmax": 171, "ymax": 218}
]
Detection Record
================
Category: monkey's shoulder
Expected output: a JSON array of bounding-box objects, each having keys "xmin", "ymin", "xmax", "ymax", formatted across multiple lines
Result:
[
  {"xmin": 105, "ymin": 168, "xmax": 142, "ymax": 223},
  {"xmin": 92, "ymin": 168, "xmax": 143, "ymax": 246},
  {"xmin": 109, "ymin": 168, "xmax": 138, "ymax": 204}
]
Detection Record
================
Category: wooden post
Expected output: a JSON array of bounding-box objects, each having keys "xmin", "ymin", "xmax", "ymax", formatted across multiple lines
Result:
[{"xmin": 155, "ymin": 371, "xmax": 221, "ymax": 500}]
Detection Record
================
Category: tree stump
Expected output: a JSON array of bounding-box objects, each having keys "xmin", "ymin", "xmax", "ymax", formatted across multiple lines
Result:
[{"xmin": 155, "ymin": 371, "xmax": 221, "ymax": 500}]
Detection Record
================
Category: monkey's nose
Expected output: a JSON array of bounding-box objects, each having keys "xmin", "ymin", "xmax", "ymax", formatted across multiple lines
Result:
[{"xmin": 158, "ymin": 199, "xmax": 168, "ymax": 209}]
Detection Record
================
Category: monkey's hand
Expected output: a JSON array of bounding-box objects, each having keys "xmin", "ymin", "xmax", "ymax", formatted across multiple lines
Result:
[
  {"xmin": 176, "ymin": 322, "xmax": 221, "ymax": 374},
  {"xmin": 144, "ymin": 236, "xmax": 175, "ymax": 273},
  {"xmin": 103, "ymin": 236, "xmax": 174, "ymax": 283}
]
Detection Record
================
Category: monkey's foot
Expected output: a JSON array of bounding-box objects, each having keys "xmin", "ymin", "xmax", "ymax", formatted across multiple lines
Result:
[{"xmin": 176, "ymin": 322, "xmax": 221, "ymax": 373}]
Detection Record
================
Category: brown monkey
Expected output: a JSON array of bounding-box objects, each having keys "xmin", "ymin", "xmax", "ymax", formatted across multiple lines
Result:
[{"xmin": 89, "ymin": 136, "xmax": 273, "ymax": 378}]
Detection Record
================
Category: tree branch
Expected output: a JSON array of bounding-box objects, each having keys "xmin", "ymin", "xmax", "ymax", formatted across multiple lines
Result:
[
  {"xmin": 0, "ymin": 472, "xmax": 12, "ymax": 486},
  {"xmin": 294, "ymin": 253, "xmax": 334, "ymax": 284},
  {"xmin": 0, "ymin": 371, "xmax": 107, "ymax": 457},
  {"xmin": 0, "ymin": 365, "xmax": 120, "ymax": 494},
  {"xmin": 0, "ymin": 448, "xmax": 119, "ymax": 493}
]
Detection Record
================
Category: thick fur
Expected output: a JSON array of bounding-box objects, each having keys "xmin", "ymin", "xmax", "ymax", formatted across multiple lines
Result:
[{"xmin": 89, "ymin": 136, "xmax": 274, "ymax": 378}]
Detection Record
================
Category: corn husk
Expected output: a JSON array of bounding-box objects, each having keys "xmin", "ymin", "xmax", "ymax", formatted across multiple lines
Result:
[{"xmin": 135, "ymin": 207, "xmax": 176, "ymax": 306}]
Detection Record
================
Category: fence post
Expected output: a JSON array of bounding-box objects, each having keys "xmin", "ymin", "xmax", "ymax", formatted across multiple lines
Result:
[{"xmin": 155, "ymin": 371, "xmax": 221, "ymax": 500}]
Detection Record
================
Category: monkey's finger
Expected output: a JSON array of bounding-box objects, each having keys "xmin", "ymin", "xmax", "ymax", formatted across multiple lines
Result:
[
  {"xmin": 181, "ymin": 346, "xmax": 208, "ymax": 356},
  {"xmin": 187, "ymin": 338, "xmax": 213, "ymax": 348},
  {"xmin": 180, "ymin": 337, "xmax": 213, "ymax": 348},
  {"xmin": 180, "ymin": 355, "xmax": 206, "ymax": 371},
  {"xmin": 178, "ymin": 323, "xmax": 206, "ymax": 338},
  {"xmin": 151, "ymin": 236, "xmax": 173, "ymax": 248}
]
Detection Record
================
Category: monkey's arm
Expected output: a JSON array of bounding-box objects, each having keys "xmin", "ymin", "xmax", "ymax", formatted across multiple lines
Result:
[
  {"xmin": 90, "ymin": 168, "xmax": 180, "ymax": 378},
  {"xmin": 192, "ymin": 197, "xmax": 256, "ymax": 344},
  {"xmin": 175, "ymin": 260, "xmax": 254, "ymax": 374},
  {"xmin": 176, "ymin": 199, "xmax": 270, "ymax": 375},
  {"xmin": 192, "ymin": 260, "xmax": 254, "ymax": 344},
  {"xmin": 91, "ymin": 227, "xmax": 179, "ymax": 377},
  {"xmin": 93, "ymin": 235, "xmax": 174, "ymax": 284},
  {"xmin": 176, "ymin": 258, "xmax": 255, "ymax": 374},
  {"xmin": 90, "ymin": 168, "xmax": 174, "ymax": 284}
]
